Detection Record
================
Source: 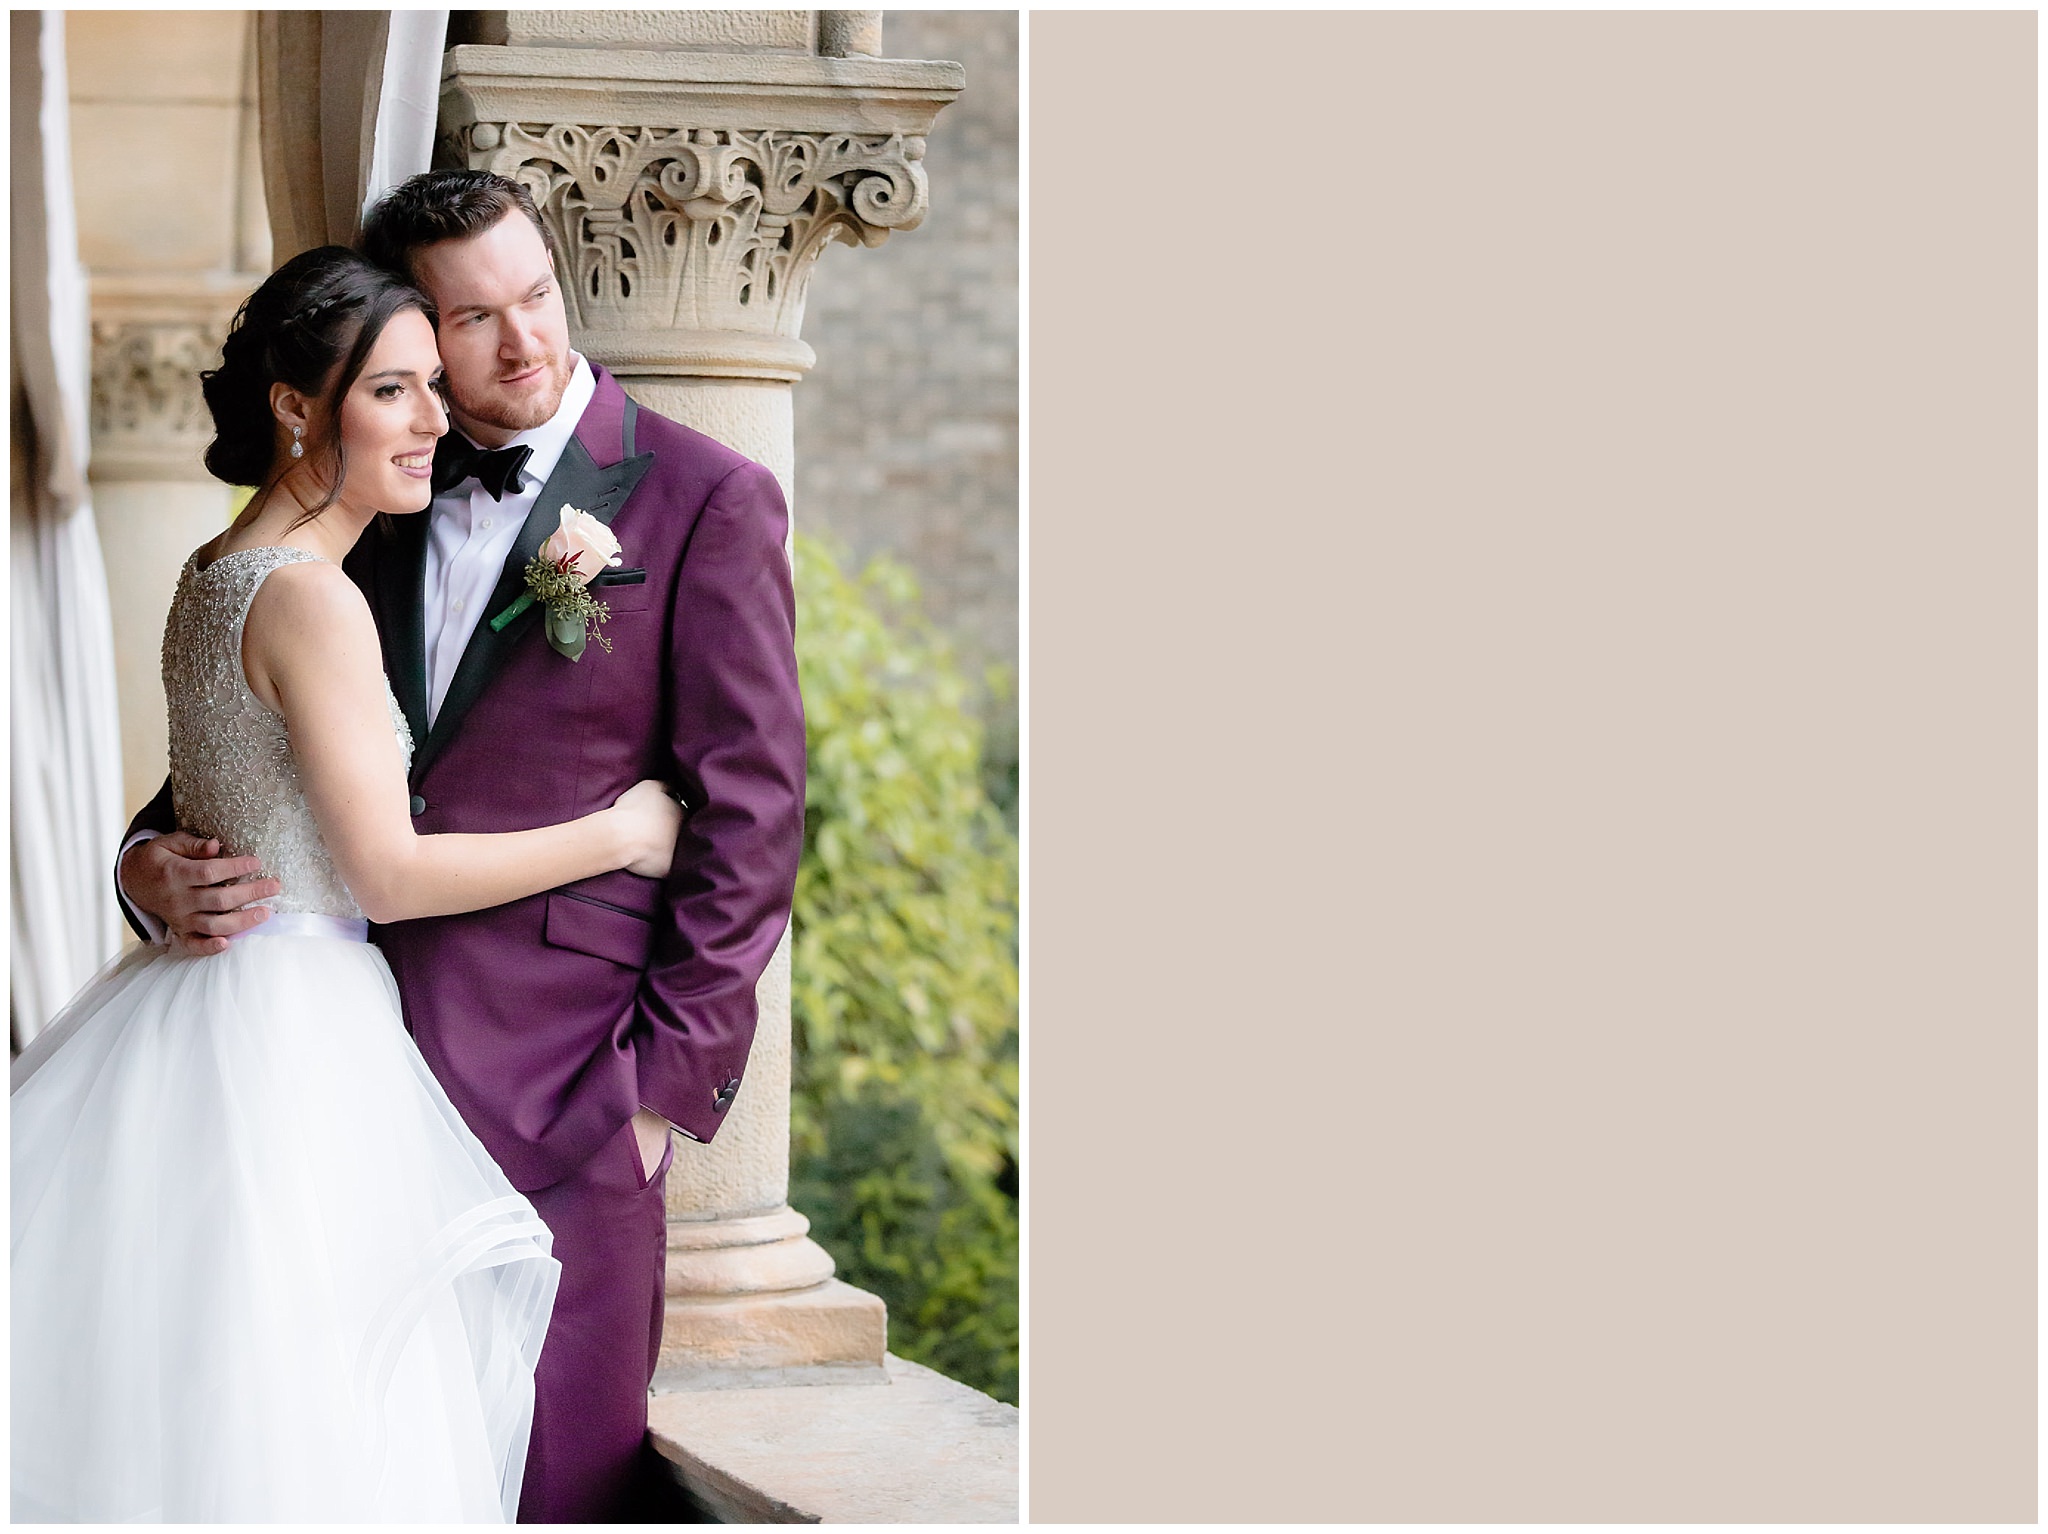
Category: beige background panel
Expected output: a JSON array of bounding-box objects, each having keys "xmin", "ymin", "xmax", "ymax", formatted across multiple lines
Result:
[
  {"xmin": 66, "ymin": 9, "xmax": 246, "ymax": 101},
  {"xmin": 1029, "ymin": 11, "xmax": 2033, "ymax": 1522},
  {"xmin": 70, "ymin": 104, "xmax": 243, "ymax": 272}
]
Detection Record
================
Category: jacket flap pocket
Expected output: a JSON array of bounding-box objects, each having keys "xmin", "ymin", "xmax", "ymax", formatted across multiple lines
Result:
[
  {"xmin": 563, "ymin": 868, "xmax": 662, "ymax": 918},
  {"xmin": 545, "ymin": 891, "xmax": 653, "ymax": 968}
]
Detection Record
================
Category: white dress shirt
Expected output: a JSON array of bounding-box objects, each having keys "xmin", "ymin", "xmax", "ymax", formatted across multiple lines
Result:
[{"xmin": 423, "ymin": 354, "xmax": 595, "ymax": 727}]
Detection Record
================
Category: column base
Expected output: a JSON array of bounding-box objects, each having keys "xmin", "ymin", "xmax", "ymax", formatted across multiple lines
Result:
[
  {"xmin": 666, "ymin": 1206, "xmax": 835, "ymax": 1295},
  {"xmin": 655, "ymin": 1277, "xmax": 888, "ymax": 1390}
]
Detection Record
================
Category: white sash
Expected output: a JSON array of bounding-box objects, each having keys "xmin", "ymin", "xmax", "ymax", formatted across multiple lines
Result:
[{"xmin": 230, "ymin": 911, "xmax": 370, "ymax": 945}]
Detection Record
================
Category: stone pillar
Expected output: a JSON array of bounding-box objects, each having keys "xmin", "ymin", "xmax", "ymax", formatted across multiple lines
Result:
[
  {"xmin": 440, "ymin": 15, "xmax": 963, "ymax": 1387},
  {"xmin": 87, "ymin": 279, "xmax": 257, "ymax": 816}
]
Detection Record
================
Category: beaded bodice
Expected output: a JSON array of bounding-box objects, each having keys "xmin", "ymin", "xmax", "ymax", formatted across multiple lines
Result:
[{"xmin": 162, "ymin": 545, "xmax": 413, "ymax": 921}]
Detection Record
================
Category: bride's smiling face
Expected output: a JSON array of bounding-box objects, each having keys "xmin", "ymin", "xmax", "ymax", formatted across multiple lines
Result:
[{"xmin": 329, "ymin": 307, "xmax": 449, "ymax": 516}]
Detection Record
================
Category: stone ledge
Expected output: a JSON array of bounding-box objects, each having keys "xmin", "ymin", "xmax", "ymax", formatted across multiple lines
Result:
[
  {"xmin": 439, "ymin": 44, "xmax": 962, "ymax": 139},
  {"xmin": 443, "ymin": 44, "xmax": 964, "ymax": 94},
  {"xmin": 648, "ymin": 1353, "xmax": 1018, "ymax": 1523}
]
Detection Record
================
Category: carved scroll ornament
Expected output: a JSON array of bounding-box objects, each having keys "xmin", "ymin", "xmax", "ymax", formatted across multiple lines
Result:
[
  {"xmin": 447, "ymin": 122, "xmax": 929, "ymax": 338},
  {"xmin": 90, "ymin": 320, "xmax": 216, "ymax": 447}
]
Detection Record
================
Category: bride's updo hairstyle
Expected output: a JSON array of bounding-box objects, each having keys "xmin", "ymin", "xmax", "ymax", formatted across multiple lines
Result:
[{"xmin": 200, "ymin": 245, "xmax": 436, "ymax": 526}]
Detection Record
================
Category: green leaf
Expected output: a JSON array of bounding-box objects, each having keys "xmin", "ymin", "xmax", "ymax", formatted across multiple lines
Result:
[{"xmin": 545, "ymin": 605, "xmax": 587, "ymax": 660}]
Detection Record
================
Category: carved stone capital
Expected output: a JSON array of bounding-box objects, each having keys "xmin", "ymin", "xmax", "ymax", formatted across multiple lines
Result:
[
  {"xmin": 439, "ymin": 46, "xmax": 961, "ymax": 377},
  {"xmin": 90, "ymin": 321, "xmax": 215, "ymax": 473},
  {"xmin": 449, "ymin": 121, "xmax": 926, "ymax": 359},
  {"xmin": 87, "ymin": 277, "xmax": 256, "ymax": 482}
]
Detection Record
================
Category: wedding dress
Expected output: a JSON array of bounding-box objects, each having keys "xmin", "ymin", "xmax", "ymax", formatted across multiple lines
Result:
[{"xmin": 12, "ymin": 545, "xmax": 559, "ymax": 1523}]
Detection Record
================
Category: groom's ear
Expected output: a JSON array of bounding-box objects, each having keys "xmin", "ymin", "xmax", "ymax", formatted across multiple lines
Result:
[{"xmin": 269, "ymin": 381, "xmax": 312, "ymax": 434}]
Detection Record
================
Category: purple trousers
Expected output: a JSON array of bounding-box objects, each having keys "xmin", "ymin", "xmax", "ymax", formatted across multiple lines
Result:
[{"xmin": 517, "ymin": 1118, "xmax": 673, "ymax": 1523}]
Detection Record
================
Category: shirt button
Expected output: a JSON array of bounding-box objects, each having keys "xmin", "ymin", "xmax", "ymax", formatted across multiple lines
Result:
[
  {"xmin": 409, "ymin": 795, "xmax": 426, "ymax": 816},
  {"xmin": 452, "ymin": 598, "xmax": 465, "ymax": 614},
  {"xmin": 481, "ymin": 517, "xmax": 493, "ymax": 530}
]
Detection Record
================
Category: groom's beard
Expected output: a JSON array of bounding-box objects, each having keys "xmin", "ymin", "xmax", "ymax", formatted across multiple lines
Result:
[{"xmin": 456, "ymin": 351, "xmax": 574, "ymax": 436}]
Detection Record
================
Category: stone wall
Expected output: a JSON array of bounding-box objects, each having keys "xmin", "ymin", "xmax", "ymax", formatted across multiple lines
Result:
[
  {"xmin": 66, "ymin": 12, "xmax": 268, "ymax": 284},
  {"xmin": 792, "ymin": 12, "xmax": 1017, "ymax": 721}
]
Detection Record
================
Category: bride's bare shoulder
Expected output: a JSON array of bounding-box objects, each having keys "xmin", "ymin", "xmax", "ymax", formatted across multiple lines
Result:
[
  {"xmin": 237, "ymin": 558, "xmax": 381, "ymax": 713},
  {"xmin": 242, "ymin": 557, "xmax": 375, "ymax": 653}
]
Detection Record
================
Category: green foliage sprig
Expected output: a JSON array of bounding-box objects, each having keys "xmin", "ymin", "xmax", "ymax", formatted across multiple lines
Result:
[
  {"xmin": 492, "ymin": 553, "xmax": 613, "ymax": 659},
  {"xmin": 787, "ymin": 532, "xmax": 1019, "ymax": 1404}
]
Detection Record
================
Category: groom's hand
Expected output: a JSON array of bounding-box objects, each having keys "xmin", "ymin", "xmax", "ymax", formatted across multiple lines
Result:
[{"xmin": 120, "ymin": 831, "xmax": 281, "ymax": 956}]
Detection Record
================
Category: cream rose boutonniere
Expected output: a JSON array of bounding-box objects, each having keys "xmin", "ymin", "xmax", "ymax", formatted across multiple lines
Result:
[{"xmin": 489, "ymin": 506, "xmax": 623, "ymax": 661}]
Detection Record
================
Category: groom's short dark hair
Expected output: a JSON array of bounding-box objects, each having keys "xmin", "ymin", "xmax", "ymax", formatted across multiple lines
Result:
[{"xmin": 360, "ymin": 169, "xmax": 559, "ymax": 281}]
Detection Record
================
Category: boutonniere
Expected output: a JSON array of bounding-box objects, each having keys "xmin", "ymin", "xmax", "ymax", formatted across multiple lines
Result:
[{"xmin": 490, "ymin": 506, "xmax": 622, "ymax": 661}]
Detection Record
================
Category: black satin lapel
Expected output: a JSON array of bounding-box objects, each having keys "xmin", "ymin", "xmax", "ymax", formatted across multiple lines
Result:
[
  {"xmin": 368, "ymin": 512, "xmax": 430, "ymax": 748},
  {"xmin": 412, "ymin": 439, "xmax": 654, "ymax": 782}
]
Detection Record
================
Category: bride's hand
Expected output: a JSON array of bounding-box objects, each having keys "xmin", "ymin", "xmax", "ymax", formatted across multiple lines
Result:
[{"xmin": 611, "ymin": 780, "xmax": 684, "ymax": 878}]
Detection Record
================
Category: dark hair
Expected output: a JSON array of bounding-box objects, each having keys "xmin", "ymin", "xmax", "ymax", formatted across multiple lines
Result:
[
  {"xmin": 360, "ymin": 168, "xmax": 558, "ymax": 282},
  {"xmin": 200, "ymin": 247, "xmax": 435, "ymax": 525}
]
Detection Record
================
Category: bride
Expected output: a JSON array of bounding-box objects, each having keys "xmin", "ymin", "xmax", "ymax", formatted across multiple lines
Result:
[{"xmin": 10, "ymin": 247, "xmax": 682, "ymax": 1523}]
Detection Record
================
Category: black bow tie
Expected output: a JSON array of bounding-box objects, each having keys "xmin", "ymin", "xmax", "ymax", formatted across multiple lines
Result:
[{"xmin": 431, "ymin": 434, "xmax": 533, "ymax": 500}]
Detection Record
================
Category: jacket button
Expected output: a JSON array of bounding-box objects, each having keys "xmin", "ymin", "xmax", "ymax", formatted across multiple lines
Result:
[
  {"xmin": 409, "ymin": 795, "xmax": 426, "ymax": 816},
  {"xmin": 713, "ymin": 1077, "xmax": 740, "ymax": 1112}
]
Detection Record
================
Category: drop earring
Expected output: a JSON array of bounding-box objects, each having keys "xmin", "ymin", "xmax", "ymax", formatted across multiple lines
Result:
[{"xmin": 290, "ymin": 425, "xmax": 304, "ymax": 460}]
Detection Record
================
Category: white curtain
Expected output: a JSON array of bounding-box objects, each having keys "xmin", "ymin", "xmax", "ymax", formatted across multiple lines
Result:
[
  {"xmin": 10, "ymin": 11, "xmax": 127, "ymax": 1048},
  {"xmin": 365, "ymin": 10, "xmax": 449, "ymax": 224}
]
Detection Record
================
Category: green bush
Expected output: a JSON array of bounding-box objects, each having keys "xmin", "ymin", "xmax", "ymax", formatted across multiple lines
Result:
[{"xmin": 787, "ymin": 532, "xmax": 1019, "ymax": 1405}]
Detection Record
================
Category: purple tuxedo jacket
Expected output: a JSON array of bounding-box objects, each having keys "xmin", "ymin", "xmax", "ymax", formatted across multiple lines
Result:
[{"xmin": 127, "ymin": 365, "xmax": 805, "ymax": 1191}]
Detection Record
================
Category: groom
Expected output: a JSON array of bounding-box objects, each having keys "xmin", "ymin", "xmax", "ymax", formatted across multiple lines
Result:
[{"xmin": 117, "ymin": 169, "xmax": 805, "ymax": 1522}]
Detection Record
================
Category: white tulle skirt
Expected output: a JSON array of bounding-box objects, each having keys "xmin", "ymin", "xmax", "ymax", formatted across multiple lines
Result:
[{"xmin": 11, "ymin": 922, "xmax": 560, "ymax": 1523}]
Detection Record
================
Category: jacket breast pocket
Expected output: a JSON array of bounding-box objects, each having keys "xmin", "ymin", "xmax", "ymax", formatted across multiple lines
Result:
[
  {"xmin": 544, "ymin": 890, "xmax": 653, "ymax": 968},
  {"xmin": 594, "ymin": 568, "xmax": 650, "ymax": 613}
]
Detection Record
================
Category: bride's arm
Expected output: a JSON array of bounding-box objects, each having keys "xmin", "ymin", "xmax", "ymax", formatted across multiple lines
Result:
[{"xmin": 241, "ymin": 559, "xmax": 675, "ymax": 923}]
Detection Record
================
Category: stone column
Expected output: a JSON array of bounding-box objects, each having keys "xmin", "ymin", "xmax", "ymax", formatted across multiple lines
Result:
[
  {"xmin": 440, "ymin": 14, "xmax": 963, "ymax": 1387},
  {"xmin": 87, "ymin": 279, "xmax": 257, "ymax": 816}
]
